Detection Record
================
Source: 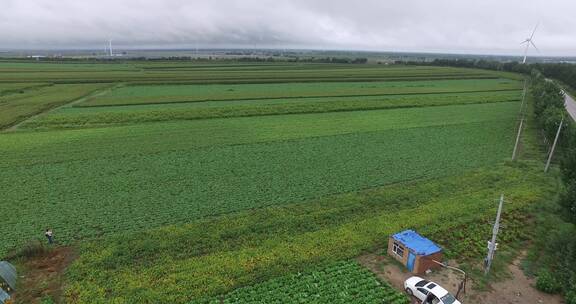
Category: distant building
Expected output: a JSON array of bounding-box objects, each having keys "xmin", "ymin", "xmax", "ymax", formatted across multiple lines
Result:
[{"xmin": 387, "ymin": 230, "xmax": 443, "ymax": 274}]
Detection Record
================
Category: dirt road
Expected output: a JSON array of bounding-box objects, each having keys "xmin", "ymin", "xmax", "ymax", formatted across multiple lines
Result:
[{"xmin": 357, "ymin": 253, "xmax": 564, "ymax": 304}]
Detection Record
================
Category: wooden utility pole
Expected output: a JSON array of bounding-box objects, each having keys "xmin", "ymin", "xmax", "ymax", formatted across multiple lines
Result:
[
  {"xmin": 544, "ymin": 118, "xmax": 564, "ymax": 173},
  {"xmin": 512, "ymin": 118, "xmax": 524, "ymax": 161},
  {"xmin": 485, "ymin": 194, "xmax": 504, "ymax": 275}
]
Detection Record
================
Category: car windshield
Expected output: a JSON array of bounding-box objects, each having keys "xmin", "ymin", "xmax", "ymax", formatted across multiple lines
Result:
[
  {"xmin": 441, "ymin": 293, "xmax": 457, "ymax": 304},
  {"xmin": 415, "ymin": 279, "xmax": 430, "ymax": 287}
]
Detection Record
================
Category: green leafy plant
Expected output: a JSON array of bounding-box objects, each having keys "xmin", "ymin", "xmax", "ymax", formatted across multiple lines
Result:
[{"xmin": 536, "ymin": 270, "xmax": 562, "ymax": 294}]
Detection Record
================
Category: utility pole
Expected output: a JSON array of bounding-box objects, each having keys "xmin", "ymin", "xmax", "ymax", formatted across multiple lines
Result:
[
  {"xmin": 519, "ymin": 80, "xmax": 527, "ymax": 116},
  {"xmin": 512, "ymin": 118, "xmax": 524, "ymax": 161},
  {"xmin": 484, "ymin": 194, "xmax": 504, "ymax": 275},
  {"xmin": 545, "ymin": 117, "xmax": 564, "ymax": 173},
  {"xmin": 512, "ymin": 80, "xmax": 528, "ymax": 161}
]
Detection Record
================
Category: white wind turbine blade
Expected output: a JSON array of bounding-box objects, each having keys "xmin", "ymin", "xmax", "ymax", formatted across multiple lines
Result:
[
  {"xmin": 530, "ymin": 40, "xmax": 540, "ymax": 53},
  {"xmin": 529, "ymin": 22, "xmax": 539, "ymax": 40}
]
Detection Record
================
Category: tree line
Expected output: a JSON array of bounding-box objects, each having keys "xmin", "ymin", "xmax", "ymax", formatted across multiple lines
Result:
[
  {"xmin": 418, "ymin": 58, "xmax": 576, "ymax": 301},
  {"xmin": 530, "ymin": 71, "xmax": 576, "ymax": 300}
]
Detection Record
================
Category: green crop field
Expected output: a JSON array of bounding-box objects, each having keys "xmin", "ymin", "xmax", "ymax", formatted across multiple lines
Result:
[
  {"xmin": 0, "ymin": 60, "xmax": 552, "ymax": 304},
  {"xmin": 78, "ymin": 78, "xmax": 520, "ymax": 106},
  {"xmin": 0, "ymin": 83, "xmax": 110, "ymax": 129},
  {"xmin": 191, "ymin": 261, "xmax": 410, "ymax": 304},
  {"xmin": 23, "ymin": 90, "xmax": 521, "ymax": 128}
]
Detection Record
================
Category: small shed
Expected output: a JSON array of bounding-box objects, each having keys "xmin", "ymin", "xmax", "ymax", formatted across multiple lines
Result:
[{"xmin": 387, "ymin": 230, "xmax": 443, "ymax": 274}]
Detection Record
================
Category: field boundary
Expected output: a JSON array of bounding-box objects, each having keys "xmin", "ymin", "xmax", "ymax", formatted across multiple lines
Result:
[
  {"xmin": 5, "ymin": 84, "xmax": 118, "ymax": 131},
  {"xmin": 77, "ymin": 88, "xmax": 523, "ymax": 108}
]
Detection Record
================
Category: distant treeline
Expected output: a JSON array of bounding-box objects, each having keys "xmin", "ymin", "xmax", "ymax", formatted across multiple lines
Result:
[
  {"xmin": 6, "ymin": 56, "xmax": 369, "ymax": 64},
  {"xmin": 145, "ymin": 56, "xmax": 369, "ymax": 64},
  {"xmin": 416, "ymin": 58, "xmax": 576, "ymax": 146},
  {"xmin": 410, "ymin": 58, "xmax": 576, "ymax": 94}
]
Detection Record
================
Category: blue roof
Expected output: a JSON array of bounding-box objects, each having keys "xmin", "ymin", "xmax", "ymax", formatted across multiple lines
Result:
[
  {"xmin": 392, "ymin": 230, "xmax": 442, "ymax": 256},
  {"xmin": 0, "ymin": 289, "xmax": 10, "ymax": 304},
  {"xmin": 0, "ymin": 261, "xmax": 16, "ymax": 290}
]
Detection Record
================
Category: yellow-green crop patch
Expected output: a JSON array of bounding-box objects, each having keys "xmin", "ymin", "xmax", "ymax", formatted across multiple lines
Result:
[
  {"xmin": 0, "ymin": 83, "xmax": 110, "ymax": 129},
  {"xmin": 64, "ymin": 163, "xmax": 554, "ymax": 303},
  {"xmin": 0, "ymin": 82, "xmax": 49, "ymax": 95}
]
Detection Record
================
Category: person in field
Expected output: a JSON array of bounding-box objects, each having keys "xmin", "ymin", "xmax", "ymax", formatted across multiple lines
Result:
[{"xmin": 45, "ymin": 229, "xmax": 54, "ymax": 244}]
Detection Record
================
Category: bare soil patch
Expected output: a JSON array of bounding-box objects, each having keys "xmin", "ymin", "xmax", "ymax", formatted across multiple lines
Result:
[
  {"xmin": 357, "ymin": 253, "xmax": 564, "ymax": 304},
  {"xmin": 11, "ymin": 246, "xmax": 77, "ymax": 304}
]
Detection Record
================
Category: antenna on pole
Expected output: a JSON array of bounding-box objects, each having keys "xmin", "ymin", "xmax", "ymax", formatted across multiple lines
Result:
[{"xmin": 484, "ymin": 194, "xmax": 504, "ymax": 275}]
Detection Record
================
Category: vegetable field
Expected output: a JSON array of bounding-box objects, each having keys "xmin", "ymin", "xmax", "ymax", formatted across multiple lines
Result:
[
  {"xmin": 24, "ymin": 88, "xmax": 521, "ymax": 128},
  {"xmin": 79, "ymin": 78, "xmax": 520, "ymax": 106},
  {"xmin": 0, "ymin": 83, "xmax": 109, "ymax": 128},
  {"xmin": 192, "ymin": 261, "xmax": 409, "ymax": 304},
  {"xmin": 0, "ymin": 103, "xmax": 517, "ymax": 254},
  {"xmin": 0, "ymin": 60, "xmax": 550, "ymax": 303}
]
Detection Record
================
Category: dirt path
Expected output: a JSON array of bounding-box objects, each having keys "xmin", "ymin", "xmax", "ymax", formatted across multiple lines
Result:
[{"xmin": 357, "ymin": 253, "xmax": 564, "ymax": 304}]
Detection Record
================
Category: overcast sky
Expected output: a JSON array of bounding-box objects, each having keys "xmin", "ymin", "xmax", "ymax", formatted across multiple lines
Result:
[{"xmin": 0, "ymin": 0, "xmax": 574, "ymax": 56}]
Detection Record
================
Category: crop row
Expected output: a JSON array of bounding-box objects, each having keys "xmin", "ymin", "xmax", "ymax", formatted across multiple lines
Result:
[
  {"xmin": 0, "ymin": 117, "xmax": 515, "ymax": 256},
  {"xmin": 79, "ymin": 78, "xmax": 521, "ymax": 107},
  {"xmin": 23, "ymin": 90, "xmax": 521, "ymax": 129},
  {"xmin": 3, "ymin": 101, "xmax": 519, "ymax": 168},
  {"xmin": 64, "ymin": 162, "xmax": 554, "ymax": 303},
  {"xmin": 0, "ymin": 82, "xmax": 49, "ymax": 95},
  {"xmin": 0, "ymin": 62, "xmax": 508, "ymax": 84},
  {"xmin": 0, "ymin": 83, "xmax": 109, "ymax": 129},
  {"xmin": 191, "ymin": 261, "xmax": 409, "ymax": 304}
]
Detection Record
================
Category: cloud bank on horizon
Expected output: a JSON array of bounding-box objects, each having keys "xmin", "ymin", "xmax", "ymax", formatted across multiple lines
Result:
[{"xmin": 0, "ymin": 0, "xmax": 574, "ymax": 55}]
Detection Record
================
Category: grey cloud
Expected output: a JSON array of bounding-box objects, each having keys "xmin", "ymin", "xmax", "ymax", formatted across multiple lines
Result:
[{"xmin": 0, "ymin": 0, "xmax": 574, "ymax": 55}]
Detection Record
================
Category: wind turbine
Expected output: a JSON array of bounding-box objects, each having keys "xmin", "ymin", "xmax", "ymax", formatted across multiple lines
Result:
[
  {"xmin": 108, "ymin": 39, "xmax": 113, "ymax": 57},
  {"xmin": 521, "ymin": 23, "xmax": 539, "ymax": 64}
]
